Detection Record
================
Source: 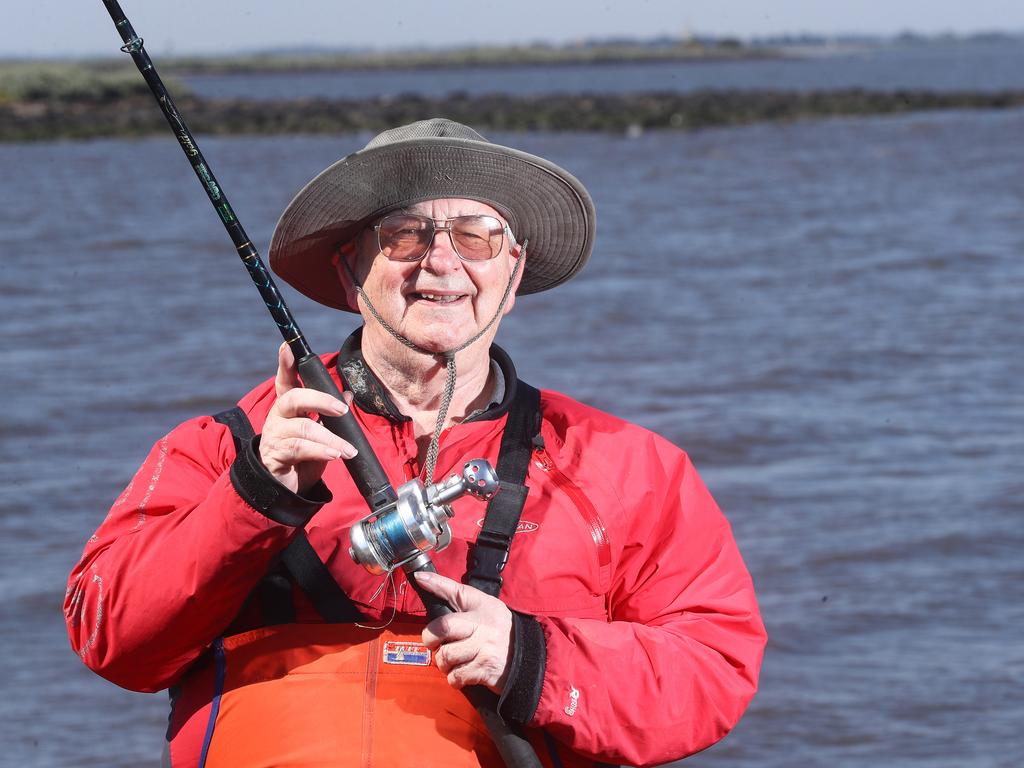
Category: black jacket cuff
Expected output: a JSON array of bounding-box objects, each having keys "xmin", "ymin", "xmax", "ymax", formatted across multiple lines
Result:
[
  {"xmin": 229, "ymin": 435, "xmax": 332, "ymax": 527},
  {"xmin": 498, "ymin": 611, "xmax": 546, "ymax": 725}
]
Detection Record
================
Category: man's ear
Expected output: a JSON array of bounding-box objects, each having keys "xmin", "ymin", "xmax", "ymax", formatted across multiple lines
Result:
[
  {"xmin": 502, "ymin": 242, "xmax": 527, "ymax": 317},
  {"xmin": 332, "ymin": 244, "xmax": 362, "ymax": 310}
]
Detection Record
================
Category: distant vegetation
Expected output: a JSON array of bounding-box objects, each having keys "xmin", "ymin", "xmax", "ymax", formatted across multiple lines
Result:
[
  {"xmin": 747, "ymin": 30, "xmax": 1022, "ymax": 44},
  {"xmin": 0, "ymin": 61, "xmax": 190, "ymax": 103}
]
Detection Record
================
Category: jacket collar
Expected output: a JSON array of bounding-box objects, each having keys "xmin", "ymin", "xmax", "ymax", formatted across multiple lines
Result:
[{"xmin": 335, "ymin": 327, "xmax": 519, "ymax": 424}]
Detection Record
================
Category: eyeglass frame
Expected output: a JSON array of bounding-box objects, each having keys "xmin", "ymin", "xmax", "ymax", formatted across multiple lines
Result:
[{"xmin": 371, "ymin": 212, "xmax": 518, "ymax": 263}]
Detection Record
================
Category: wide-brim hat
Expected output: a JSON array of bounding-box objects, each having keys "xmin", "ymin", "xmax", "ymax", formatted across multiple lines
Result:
[{"xmin": 269, "ymin": 118, "xmax": 596, "ymax": 312}]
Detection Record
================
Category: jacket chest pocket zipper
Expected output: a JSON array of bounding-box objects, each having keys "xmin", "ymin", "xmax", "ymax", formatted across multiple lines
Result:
[{"xmin": 533, "ymin": 446, "xmax": 612, "ymax": 586}]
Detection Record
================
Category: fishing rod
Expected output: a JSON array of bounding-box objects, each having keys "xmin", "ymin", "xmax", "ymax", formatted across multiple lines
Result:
[{"xmin": 100, "ymin": 2, "xmax": 541, "ymax": 766}]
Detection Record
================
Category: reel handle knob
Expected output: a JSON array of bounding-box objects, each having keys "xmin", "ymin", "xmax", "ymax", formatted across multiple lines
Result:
[
  {"xmin": 461, "ymin": 460, "xmax": 500, "ymax": 499},
  {"xmin": 427, "ymin": 459, "xmax": 500, "ymax": 506}
]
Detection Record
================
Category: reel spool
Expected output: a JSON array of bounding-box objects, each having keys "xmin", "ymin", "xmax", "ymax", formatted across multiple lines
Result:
[{"xmin": 349, "ymin": 459, "xmax": 499, "ymax": 574}]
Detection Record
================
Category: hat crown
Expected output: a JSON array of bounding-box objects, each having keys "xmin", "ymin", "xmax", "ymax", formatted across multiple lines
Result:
[{"xmin": 363, "ymin": 118, "xmax": 488, "ymax": 150}]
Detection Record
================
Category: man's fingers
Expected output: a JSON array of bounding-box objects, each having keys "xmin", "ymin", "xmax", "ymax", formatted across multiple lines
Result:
[
  {"xmin": 300, "ymin": 418, "xmax": 357, "ymax": 458},
  {"xmin": 433, "ymin": 634, "xmax": 510, "ymax": 691},
  {"xmin": 273, "ymin": 387, "xmax": 349, "ymax": 420},
  {"xmin": 261, "ymin": 348, "xmax": 358, "ymax": 492},
  {"xmin": 264, "ymin": 420, "xmax": 357, "ymax": 461},
  {"xmin": 445, "ymin": 663, "xmax": 493, "ymax": 691},
  {"xmin": 414, "ymin": 571, "xmax": 477, "ymax": 612},
  {"xmin": 273, "ymin": 343, "xmax": 354, "ymax": 421},
  {"xmin": 263, "ymin": 436, "xmax": 346, "ymax": 463},
  {"xmin": 421, "ymin": 613, "xmax": 477, "ymax": 649},
  {"xmin": 274, "ymin": 343, "xmax": 301, "ymax": 398},
  {"xmin": 432, "ymin": 635, "xmax": 478, "ymax": 673},
  {"xmin": 433, "ymin": 636, "xmax": 489, "ymax": 690}
]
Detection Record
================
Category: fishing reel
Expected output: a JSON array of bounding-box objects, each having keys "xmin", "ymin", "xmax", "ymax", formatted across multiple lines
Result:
[{"xmin": 349, "ymin": 460, "xmax": 500, "ymax": 575}]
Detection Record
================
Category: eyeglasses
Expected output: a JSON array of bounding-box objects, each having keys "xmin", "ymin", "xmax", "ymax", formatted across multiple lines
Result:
[{"xmin": 373, "ymin": 213, "xmax": 510, "ymax": 262}]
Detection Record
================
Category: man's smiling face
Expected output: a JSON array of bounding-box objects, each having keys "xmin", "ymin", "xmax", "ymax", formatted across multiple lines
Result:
[{"xmin": 343, "ymin": 198, "xmax": 523, "ymax": 354}]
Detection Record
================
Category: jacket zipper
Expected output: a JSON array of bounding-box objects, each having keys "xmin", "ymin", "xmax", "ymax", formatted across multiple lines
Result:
[{"xmin": 533, "ymin": 446, "xmax": 611, "ymax": 570}]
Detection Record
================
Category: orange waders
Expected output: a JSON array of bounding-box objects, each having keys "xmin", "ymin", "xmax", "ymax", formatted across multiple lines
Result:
[{"xmin": 165, "ymin": 622, "xmax": 577, "ymax": 768}]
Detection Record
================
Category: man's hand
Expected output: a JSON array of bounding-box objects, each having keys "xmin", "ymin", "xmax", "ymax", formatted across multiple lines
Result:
[
  {"xmin": 259, "ymin": 343, "xmax": 357, "ymax": 495},
  {"xmin": 416, "ymin": 571, "xmax": 514, "ymax": 694}
]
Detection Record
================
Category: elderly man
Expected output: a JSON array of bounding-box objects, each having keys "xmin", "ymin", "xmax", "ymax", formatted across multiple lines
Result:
[{"xmin": 66, "ymin": 119, "xmax": 765, "ymax": 768}]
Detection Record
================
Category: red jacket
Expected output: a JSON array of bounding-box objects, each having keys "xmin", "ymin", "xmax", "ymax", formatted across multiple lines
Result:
[{"xmin": 66, "ymin": 342, "xmax": 765, "ymax": 767}]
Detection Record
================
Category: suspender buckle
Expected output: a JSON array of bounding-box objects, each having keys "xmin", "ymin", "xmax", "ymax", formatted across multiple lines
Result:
[{"xmin": 468, "ymin": 531, "xmax": 512, "ymax": 593}]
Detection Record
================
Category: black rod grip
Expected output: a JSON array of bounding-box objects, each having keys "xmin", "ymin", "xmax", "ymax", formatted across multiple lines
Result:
[
  {"xmin": 468, "ymin": 688, "xmax": 541, "ymax": 768},
  {"xmin": 295, "ymin": 353, "xmax": 396, "ymax": 509},
  {"xmin": 406, "ymin": 559, "xmax": 454, "ymax": 620}
]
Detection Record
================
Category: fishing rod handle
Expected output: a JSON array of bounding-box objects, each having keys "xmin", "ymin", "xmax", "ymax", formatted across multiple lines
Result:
[
  {"xmin": 295, "ymin": 353, "xmax": 396, "ymax": 510},
  {"xmin": 468, "ymin": 689, "xmax": 542, "ymax": 768},
  {"xmin": 404, "ymin": 558, "xmax": 455, "ymax": 620}
]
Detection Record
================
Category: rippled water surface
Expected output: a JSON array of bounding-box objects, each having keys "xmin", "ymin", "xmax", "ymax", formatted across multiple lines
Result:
[{"xmin": 1, "ymin": 59, "xmax": 1022, "ymax": 768}]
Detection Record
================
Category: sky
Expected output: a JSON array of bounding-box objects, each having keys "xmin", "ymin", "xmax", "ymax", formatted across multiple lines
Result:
[{"xmin": 5, "ymin": 0, "xmax": 1024, "ymax": 59}]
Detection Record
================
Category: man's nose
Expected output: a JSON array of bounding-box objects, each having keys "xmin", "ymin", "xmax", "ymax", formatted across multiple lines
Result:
[{"xmin": 419, "ymin": 225, "xmax": 462, "ymax": 272}]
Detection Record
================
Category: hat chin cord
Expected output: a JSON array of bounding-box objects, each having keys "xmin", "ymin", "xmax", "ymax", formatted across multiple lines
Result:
[{"xmin": 337, "ymin": 242, "xmax": 527, "ymax": 482}]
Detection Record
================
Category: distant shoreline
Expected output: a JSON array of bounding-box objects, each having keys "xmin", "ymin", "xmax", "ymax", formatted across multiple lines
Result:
[{"xmin": 4, "ymin": 89, "xmax": 1023, "ymax": 142}]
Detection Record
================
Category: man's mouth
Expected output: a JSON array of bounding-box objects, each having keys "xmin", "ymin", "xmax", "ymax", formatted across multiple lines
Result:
[{"xmin": 409, "ymin": 292, "xmax": 468, "ymax": 304}]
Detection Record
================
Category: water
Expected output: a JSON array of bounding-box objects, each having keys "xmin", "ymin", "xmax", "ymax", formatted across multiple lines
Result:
[
  {"xmin": 2, "ymin": 52, "xmax": 1023, "ymax": 768},
  {"xmin": 184, "ymin": 41, "xmax": 1024, "ymax": 101}
]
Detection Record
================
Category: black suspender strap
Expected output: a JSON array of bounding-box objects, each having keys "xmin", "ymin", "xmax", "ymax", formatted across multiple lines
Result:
[
  {"xmin": 214, "ymin": 407, "xmax": 363, "ymax": 625},
  {"xmin": 467, "ymin": 382, "xmax": 542, "ymax": 598},
  {"xmin": 215, "ymin": 407, "xmax": 295, "ymax": 630},
  {"xmin": 279, "ymin": 534, "xmax": 363, "ymax": 623}
]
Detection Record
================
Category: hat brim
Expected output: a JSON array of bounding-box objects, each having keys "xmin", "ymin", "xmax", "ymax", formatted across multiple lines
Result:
[{"xmin": 269, "ymin": 137, "xmax": 595, "ymax": 312}]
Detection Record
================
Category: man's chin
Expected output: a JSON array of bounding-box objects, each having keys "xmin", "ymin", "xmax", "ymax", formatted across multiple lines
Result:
[
  {"xmin": 408, "ymin": 333, "xmax": 473, "ymax": 356},
  {"xmin": 366, "ymin": 306, "xmax": 490, "ymax": 356},
  {"xmin": 402, "ymin": 322, "xmax": 482, "ymax": 355}
]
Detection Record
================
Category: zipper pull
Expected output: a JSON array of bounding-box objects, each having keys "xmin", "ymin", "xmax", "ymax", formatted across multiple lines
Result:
[{"xmin": 533, "ymin": 446, "xmax": 553, "ymax": 472}]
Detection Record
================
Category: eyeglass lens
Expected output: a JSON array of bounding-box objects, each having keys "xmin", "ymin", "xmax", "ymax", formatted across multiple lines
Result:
[{"xmin": 377, "ymin": 214, "xmax": 504, "ymax": 261}]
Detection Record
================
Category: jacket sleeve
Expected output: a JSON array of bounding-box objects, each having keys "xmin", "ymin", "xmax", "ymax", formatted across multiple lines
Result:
[
  {"xmin": 64, "ymin": 408, "xmax": 329, "ymax": 693},
  {"xmin": 507, "ymin": 433, "xmax": 766, "ymax": 767}
]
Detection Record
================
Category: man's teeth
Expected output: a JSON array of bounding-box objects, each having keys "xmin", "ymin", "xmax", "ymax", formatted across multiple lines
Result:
[{"xmin": 414, "ymin": 293, "xmax": 463, "ymax": 303}]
